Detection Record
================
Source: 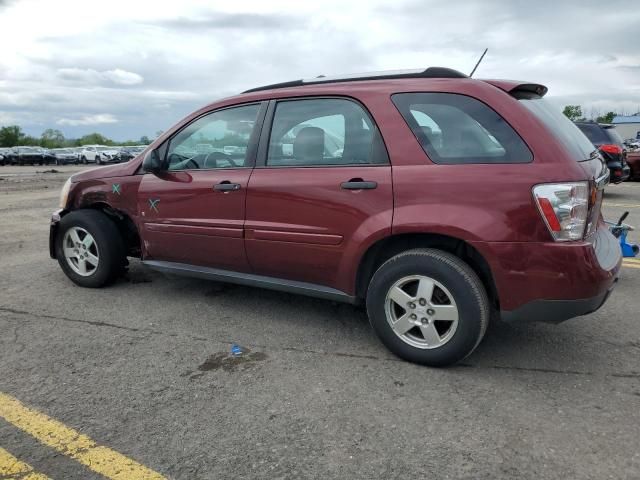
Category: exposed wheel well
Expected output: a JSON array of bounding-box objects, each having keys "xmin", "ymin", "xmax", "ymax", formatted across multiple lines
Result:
[
  {"xmin": 356, "ymin": 233, "xmax": 499, "ymax": 310},
  {"xmin": 81, "ymin": 203, "xmax": 141, "ymax": 258}
]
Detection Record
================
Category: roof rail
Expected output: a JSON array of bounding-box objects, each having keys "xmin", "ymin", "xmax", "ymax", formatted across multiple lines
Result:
[{"xmin": 242, "ymin": 67, "xmax": 468, "ymax": 93}]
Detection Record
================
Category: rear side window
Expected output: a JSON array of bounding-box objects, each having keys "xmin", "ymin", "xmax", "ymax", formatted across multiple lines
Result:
[
  {"xmin": 519, "ymin": 98, "xmax": 596, "ymax": 160},
  {"xmin": 392, "ymin": 93, "xmax": 532, "ymax": 164},
  {"xmin": 266, "ymin": 98, "xmax": 388, "ymax": 167}
]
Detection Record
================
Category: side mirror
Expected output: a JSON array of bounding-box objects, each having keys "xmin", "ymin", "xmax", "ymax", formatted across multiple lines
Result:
[{"xmin": 142, "ymin": 149, "xmax": 164, "ymax": 174}]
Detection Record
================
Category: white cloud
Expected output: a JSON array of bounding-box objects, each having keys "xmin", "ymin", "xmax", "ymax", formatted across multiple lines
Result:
[
  {"xmin": 102, "ymin": 69, "xmax": 144, "ymax": 85},
  {"xmin": 56, "ymin": 114, "xmax": 118, "ymax": 126},
  {"xmin": 56, "ymin": 68, "xmax": 143, "ymax": 86}
]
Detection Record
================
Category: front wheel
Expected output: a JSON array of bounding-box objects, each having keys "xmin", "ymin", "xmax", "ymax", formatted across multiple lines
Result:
[
  {"xmin": 366, "ymin": 249, "xmax": 489, "ymax": 367},
  {"xmin": 55, "ymin": 210, "xmax": 126, "ymax": 288}
]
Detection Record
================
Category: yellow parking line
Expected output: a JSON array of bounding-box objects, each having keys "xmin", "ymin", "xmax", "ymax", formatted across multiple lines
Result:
[
  {"xmin": 0, "ymin": 446, "xmax": 51, "ymax": 480},
  {"xmin": 623, "ymin": 257, "xmax": 640, "ymax": 263},
  {"xmin": 0, "ymin": 392, "xmax": 164, "ymax": 480},
  {"xmin": 623, "ymin": 262, "xmax": 640, "ymax": 269}
]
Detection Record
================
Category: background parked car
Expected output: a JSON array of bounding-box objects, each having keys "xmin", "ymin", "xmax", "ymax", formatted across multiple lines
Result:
[
  {"xmin": 575, "ymin": 121, "xmax": 630, "ymax": 183},
  {"xmin": 51, "ymin": 148, "xmax": 80, "ymax": 165},
  {"xmin": 8, "ymin": 146, "xmax": 56, "ymax": 166},
  {"xmin": 117, "ymin": 145, "xmax": 146, "ymax": 162},
  {"xmin": 0, "ymin": 147, "xmax": 11, "ymax": 166},
  {"xmin": 626, "ymin": 150, "xmax": 640, "ymax": 180},
  {"xmin": 79, "ymin": 145, "xmax": 122, "ymax": 164},
  {"xmin": 624, "ymin": 138, "xmax": 640, "ymax": 150}
]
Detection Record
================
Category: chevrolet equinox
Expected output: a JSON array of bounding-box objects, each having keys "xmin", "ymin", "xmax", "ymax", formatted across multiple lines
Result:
[{"xmin": 50, "ymin": 67, "xmax": 621, "ymax": 366}]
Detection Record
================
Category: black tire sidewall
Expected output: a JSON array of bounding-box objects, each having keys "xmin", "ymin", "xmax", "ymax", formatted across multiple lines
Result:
[
  {"xmin": 55, "ymin": 210, "xmax": 125, "ymax": 288},
  {"xmin": 366, "ymin": 249, "xmax": 488, "ymax": 367}
]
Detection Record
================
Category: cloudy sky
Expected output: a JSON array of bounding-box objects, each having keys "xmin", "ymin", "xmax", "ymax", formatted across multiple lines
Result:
[{"xmin": 1, "ymin": 0, "xmax": 639, "ymax": 141}]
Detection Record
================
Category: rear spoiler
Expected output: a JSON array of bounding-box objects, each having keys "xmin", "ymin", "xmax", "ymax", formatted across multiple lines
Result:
[{"xmin": 482, "ymin": 80, "xmax": 548, "ymax": 97}]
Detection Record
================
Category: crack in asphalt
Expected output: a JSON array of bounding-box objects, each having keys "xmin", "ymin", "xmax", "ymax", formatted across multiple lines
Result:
[
  {"xmin": 2, "ymin": 305, "xmax": 639, "ymax": 379},
  {"xmin": 0, "ymin": 306, "xmax": 147, "ymax": 334}
]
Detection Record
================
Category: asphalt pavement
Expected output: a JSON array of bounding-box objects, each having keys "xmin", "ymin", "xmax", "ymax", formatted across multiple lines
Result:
[{"xmin": 1, "ymin": 165, "xmax": 639, "ymax": 479}]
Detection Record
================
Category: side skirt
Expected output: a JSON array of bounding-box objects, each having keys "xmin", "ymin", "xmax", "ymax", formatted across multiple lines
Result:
[{"xmin": 143, "ymin": 260, "xmax": 359, "ymax": 304}]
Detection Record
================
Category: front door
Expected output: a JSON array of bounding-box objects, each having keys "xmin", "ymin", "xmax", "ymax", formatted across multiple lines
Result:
[
  {"xmin": 245, "ymin": 97, "xmax": 393, "ymax": 292},
  {"xmin": 138, "ymin": 102, "xmax": 263, "ymax": 271}
]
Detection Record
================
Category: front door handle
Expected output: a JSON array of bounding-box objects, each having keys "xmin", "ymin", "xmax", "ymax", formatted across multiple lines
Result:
[
  {"xmin": 341, "ymin": 179, "xmax": 378, "ymax": 190},
  {"xmin": 214, "ymin": 181, "xmax": 241, "ymax": 192}
]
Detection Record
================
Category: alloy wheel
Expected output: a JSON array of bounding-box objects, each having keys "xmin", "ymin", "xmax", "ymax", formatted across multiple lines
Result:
[
  {"xmin": 62, "ymin": 227, "xmax": 99, "ymax": 276},
  {"xmin": 384, "ymin": 275, "xmax": 459, "ymax": 349}
]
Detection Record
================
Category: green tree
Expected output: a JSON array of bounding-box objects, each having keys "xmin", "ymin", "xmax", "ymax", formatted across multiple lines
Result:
[
  {"xmin": 596, "ymin": 112, "xmax": 616, "ymax": 124},
  {"xmin": 0, "ymin": 125, "xmax": 25, "ymax": 147},
  {"xmin": 41, "ymin": 129, "xmax": 65, "ymax": 148},
  {"xmin": 139, "ymin": 135, "xmax": 150, "ymax": 145},
  {"xmin": 78, "ymin": 133, "xmax": 110, "ymax": 145},
  {"xmin": 562, "ymin": 105, "xmax": 583, "ymax": 122}
]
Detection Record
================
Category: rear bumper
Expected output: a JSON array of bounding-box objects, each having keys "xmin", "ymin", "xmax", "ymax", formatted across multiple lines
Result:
[
  {"xmin": 610, "ymin": 164, "xmax": 630, "ymax": 183},
  {"xmin": 500, "ymin": 280, "xmax": 616, "ymax": 324},
  {"xmin": 472, "ymin": 225, "xmax": 622, "ymax": 323}
]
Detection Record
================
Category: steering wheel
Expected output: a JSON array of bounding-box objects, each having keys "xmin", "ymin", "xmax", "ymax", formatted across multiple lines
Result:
[
  {"xmin": 168, "ymin": 153, "xmax": 200, "ymax": 170},
  {"xmin": 202, "ymin": 151, "xmax": 240, "ymax": 169}
]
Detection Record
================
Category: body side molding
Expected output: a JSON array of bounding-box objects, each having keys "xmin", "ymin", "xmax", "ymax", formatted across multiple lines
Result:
[{"xmin": 143, "ymin": 260, "xmax": 358, "ymax": 304}]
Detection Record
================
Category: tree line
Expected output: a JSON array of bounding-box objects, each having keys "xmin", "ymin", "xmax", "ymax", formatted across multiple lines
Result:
[
  {"xmin": 562, "ymin": 106, "xmax": 617, "ymax": 124},
  {"xmin": 0, "ymin": 125, "xmax": 153, "ymax": 149}
]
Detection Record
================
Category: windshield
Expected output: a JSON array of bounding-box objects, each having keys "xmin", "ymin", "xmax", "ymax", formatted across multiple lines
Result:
[{"xmin": 518, "ymin": 97, "xmax": 596, "ymax": 160}]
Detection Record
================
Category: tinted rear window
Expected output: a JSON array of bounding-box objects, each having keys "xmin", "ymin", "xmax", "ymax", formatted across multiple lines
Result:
[
  {"xmin": 519, "ymin": 97, "xmax": 596, "ymax": 160},
  {"xmin": 603, "ymin": 126, "xmax": 624, "ymax": 146},
  {"xmin": 575, "ymin": 123, "xmax": 610, "ymax": 145},
  {"xmin": 392, "ymin": 93, "xmax": 532, "ymax": 164}
]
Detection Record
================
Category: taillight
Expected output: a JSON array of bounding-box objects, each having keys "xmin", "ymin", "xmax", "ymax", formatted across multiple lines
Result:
[
  {"xmin": 600, "ymin": 144, "xmax": 622, "ymax": 155},
  {"xmin": 532, "ymin": 182, "xmax": 589, "ymax": 241}
]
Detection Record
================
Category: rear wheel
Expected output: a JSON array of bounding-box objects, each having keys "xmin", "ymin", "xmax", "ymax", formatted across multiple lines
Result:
[
  {"xmin": 366, "ymin": 248, "xmax": 489, "ymax": 367},
  {"xmin": 55, "ymin": 210, "xmax": 126, "ymax": 288},
  {"xmin": 81, "ymin": 156, "xmax": 87, "ymax": 164},
  {"xmin": 96, "ymin": 156, "xmax": 102, "ymax": 165}
]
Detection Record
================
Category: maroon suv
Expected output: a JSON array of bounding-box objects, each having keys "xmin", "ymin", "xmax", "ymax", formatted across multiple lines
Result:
[{"xmin": 50, "ymin": 67, "xmax": 621, "ymax": 366}]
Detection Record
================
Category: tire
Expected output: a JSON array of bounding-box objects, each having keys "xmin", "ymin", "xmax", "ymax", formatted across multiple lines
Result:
[
  {"xmin": 96, "ymin": 156, "xmax": 102, "ymax": 165},
  {"xmin": 55, "ymin": 210, "xmax": 126, "ymax": 288},
  {"xmin": 366, "ymin": 248, "xmax": 489, "ymax": 367},
  {"xmin": 81, "ymin": 156, "xmax": 87, "ymax": 164}
]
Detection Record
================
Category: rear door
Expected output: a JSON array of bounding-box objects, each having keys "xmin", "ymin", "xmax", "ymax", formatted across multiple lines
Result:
[
  {"xmin": 244, "ymin": 97, "xmax": 393, "ymax": 291},
  {"xmin": 137, "ymin": 102, "xmax": 265, "ymax": 271}
]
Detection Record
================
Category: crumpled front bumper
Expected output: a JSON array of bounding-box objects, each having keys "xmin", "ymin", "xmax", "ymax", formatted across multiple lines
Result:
[{"xmin": 49, "ymin": 209, "xmax": 65, "ymax": 259}]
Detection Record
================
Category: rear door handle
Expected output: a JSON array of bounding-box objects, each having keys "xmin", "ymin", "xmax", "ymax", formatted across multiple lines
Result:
[
  {"xmin": 214, "ymin": 181, "xmax": 241, "ymax": 192},
  {"xmin": 341, "ymin": 180, "xmax": 378, "ymax": 190}
]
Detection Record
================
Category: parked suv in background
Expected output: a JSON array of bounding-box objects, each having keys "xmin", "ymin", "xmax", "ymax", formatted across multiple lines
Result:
[
  {"xmin": 9, "ymin": 146, "xmax": 55, "ymax": 165},
  {"xmin": 575, "ymin": 122, "xmax": 630, "ymax": 183},
  {"xmin": 49, "ymin": 68, "xmax": 620, "ymax": 366},
  {"xmin": 0, "ymin": 148, "xmax": 10, "ymax": 165},
  {"xmin": 51, "ymin": 148, "xmax": 80, "ymax": 165},
  {"xmin": 79, "ymin": 145, "xmax": 121, "ymax": 164},
  {"xmin": 117, "ymin": 145, "xmax": 147, "ymax": 162}
]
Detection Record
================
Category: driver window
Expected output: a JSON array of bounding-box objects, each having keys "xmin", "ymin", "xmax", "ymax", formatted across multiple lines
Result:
[{"xmin": 166, "ymin": 104, "xmax": 260, "ymax": 171}]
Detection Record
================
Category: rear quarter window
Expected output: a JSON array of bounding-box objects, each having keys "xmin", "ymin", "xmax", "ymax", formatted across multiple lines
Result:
[
  {"xmin": 392, "ymin": 93, "xmax": 532, "ymax": 164},
  {"xmin": 518, "ymin": 98, "xmax": 596, "ymax": 161}
]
